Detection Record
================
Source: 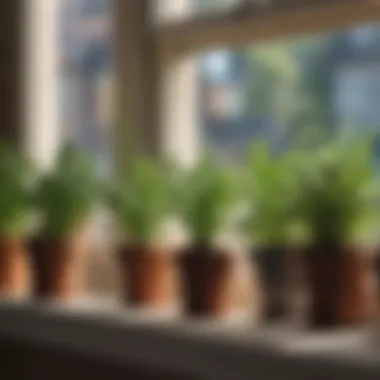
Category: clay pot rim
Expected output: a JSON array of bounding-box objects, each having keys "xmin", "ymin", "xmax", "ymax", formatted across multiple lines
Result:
[
  {"xmin": 0, "ymin": 236, "xmax": 27, "ymax": 243},
  {"xmin": 253, "ymin": 244, "xmax": 300, "ymax": 252},
  {"xmin": 181, "ymin": 242, "xmax": 233, "ymax": 257},
  {"xmin": 118, "ymin": 243, "xmax": 172, "ymax": 256},
  {"xmin": 28, "ymin": 235, "xmax": 86, "ymax": 246}
]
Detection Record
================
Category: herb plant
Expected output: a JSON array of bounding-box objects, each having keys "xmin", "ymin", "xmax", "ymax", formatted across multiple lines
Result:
[
  {"xmin": 176, "ymin": 157, "xmax": 236, "ymax": 247},
  {"xmin": 0, "ymin": 142, "xmax": 34, "ymax": 238},
  {"xmin": 34, "ymin": 143, "xmax": 99, "ymax": 238},
  {"xmin": 243, "ymin": 143, "xmax": 301, "ymax": 247},
  {"xmin": 297, "ymin": 138, "xmax": 376, "ymax": 247},
  {"xmin": 107, "ymin": 158, "xmax": 169, "ymax": 245}
]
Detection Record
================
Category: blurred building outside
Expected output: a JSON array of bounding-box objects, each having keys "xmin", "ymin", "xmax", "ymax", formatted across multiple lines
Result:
[
  {"xmin": 58, "ymin": 0, "xmax": 380, "ymax": 169},
  {"xmin": 59, "ymin": 0, "xmax": 112, "ymax": 175}
]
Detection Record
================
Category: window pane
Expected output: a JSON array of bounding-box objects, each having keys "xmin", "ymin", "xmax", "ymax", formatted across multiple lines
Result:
[
  {"xmin": 59, "ymin": 0, "xmax": 113, "ymax": 175},
  {"xmin": 153, "ymin": 0, "xmax": 242, "ymax": 24},
  {"xmin": 196, "ymin": 22, "xmax": 380, "ymax": 162}
]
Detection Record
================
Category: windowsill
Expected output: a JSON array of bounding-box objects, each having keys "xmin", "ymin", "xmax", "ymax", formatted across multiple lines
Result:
[{"xmin": 0, "ymin": 299, "xmax": 379, "ymax": 379}]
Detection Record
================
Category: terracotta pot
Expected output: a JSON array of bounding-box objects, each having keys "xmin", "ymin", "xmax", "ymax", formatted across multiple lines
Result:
[
  {"xmin": 29, "ymin": 236, "xmax": 86, "ymax": 300},
  {"xmin": 306, "ymin": 246, "xmax": 376, "ymax": 327},
  {"xmin": 118, "ymin": 245, "xmax": 179, "ymax": 308},
  {"xmin": 254, "ymin": 246, "xmax": 289, "ymax": 320},
  {"xmin": 254, "ymin": 246, "xmax": 309, "ymax": 322},
  {"xmin": 180, "ymin": 245, "xmax": 236, "ymax": 317},
  {"xmin": 375, "ymin": 253, "xmax": 380, "ymax": 304},
  {"xmin": 0, "ymin": 238, "xmax": 29, "ymax": 296}
]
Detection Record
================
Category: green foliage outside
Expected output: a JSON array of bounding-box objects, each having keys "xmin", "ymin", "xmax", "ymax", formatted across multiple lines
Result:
[
  {"xmin": 196, "ymin": 0, "xmax": 341, "ymax": 147},
  {"xmin": 244, "ymin": 34, "xmax": 339, "ymax": 151}
]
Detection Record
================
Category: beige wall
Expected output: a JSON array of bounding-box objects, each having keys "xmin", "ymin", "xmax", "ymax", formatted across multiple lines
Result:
[{"xmin": 23, "ymin": 0, "xmax": 61, "ymax": 168}]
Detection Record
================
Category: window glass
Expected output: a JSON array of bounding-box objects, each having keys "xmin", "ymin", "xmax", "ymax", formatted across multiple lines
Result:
[
  {"xmin": 198, "ymin": 22, "xmax": 380, "ymax": 161},
  {"xmin": 59, "ymin": 0, "xmax": 112, "ymax": 175}
]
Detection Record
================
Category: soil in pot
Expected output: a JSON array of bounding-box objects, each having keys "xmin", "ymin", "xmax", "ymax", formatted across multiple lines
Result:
[
  {"xmin": 306, "ymin": 246, "xmax": 377, "ymax": 327},
  {"xmin": 0, "ymin": 238, "xmax": 29, "ymax": 296},
  {"xmin": 29, "ymin": 236, "xmax": 86, "ymax": 300},
  {"xmin": 180, "ymin": 245, "xmax": 238, "ymax": 317},
  {"xmin": 118, "ymin": 245, "xmax": 179, "ymax": 308}
]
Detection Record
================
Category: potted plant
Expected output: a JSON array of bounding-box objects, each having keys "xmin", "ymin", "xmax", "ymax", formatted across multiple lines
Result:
[
  {"xmin": 298, "ymin": 138, "xmax": 378, "ymax": 327},
  {"xmin": 0, "ymin": 142, "xmax": 33, "ymax": 296},
  {"xmin": 107, "ymin": 158, "xmax": 178, "ymax": 309},
  {"xmin": 244, "ymin": 143, "xmax": 303, "ymax": 321},
  {"xmin": 176, "ymin": 157, "xmax": 239, "ymax": 317},
  {"xmin": 30, "ymin": 143, "xmax": 99, "ymax": 300}
]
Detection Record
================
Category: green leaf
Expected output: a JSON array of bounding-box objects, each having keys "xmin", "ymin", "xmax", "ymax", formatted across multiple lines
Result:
[
  {"xmin": 296, "ymin": 136, "xmax": 377, "ymax": 246},
  {"xmin": 0, "ymin": 142, "xmax": 34, "ymax": 238},
  {"xmin": 34, "ymin": 142, "xmax": 99, "ymax": 237},
  {"xmin": 106, "ymin": 157, "xmax": 170, "ymax": 244},
  {"xmin": 176, "ymin": 156, "xmax": 237, "ymax": 246},
  {"xmin": 244, "ymin": 142, "xmax": 303, "ymax": 246}
]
